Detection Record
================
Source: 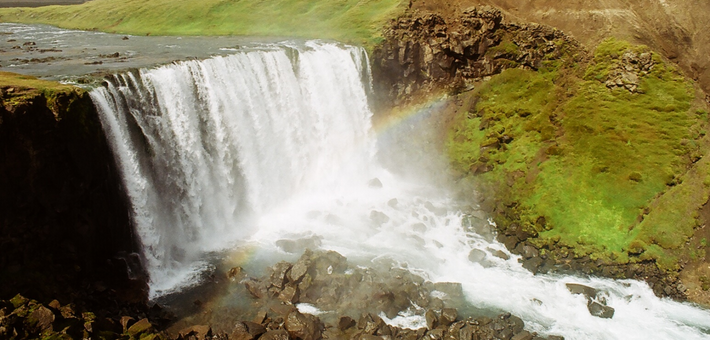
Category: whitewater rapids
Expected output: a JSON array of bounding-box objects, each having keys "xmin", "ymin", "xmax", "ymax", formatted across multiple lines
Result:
[{"xmin": 90, "ymin": 40, "xmax": 710, "ymax": 340}]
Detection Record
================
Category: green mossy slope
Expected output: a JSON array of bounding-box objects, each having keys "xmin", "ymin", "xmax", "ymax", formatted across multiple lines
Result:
[
  {"xmin": 448, "ymin": 38, "xmax": 709, "ymax": 271},
  {"xmin": 0, "ymin": 0, "xmax": 406, "ymax": 47}
]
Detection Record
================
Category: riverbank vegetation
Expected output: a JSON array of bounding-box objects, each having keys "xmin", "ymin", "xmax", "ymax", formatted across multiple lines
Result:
[
  {"xmin": 0, "ymin": 0, "xmax": 407, "ymax": 47},
  {"xmin": 448, "ymin": 38, "xmax": 710, "ymax": 282}
]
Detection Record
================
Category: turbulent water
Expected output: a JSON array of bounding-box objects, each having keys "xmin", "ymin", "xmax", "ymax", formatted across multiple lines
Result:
[{"xmin": 90, "ymin": 41, "xmax": 710, "ymax": 339}]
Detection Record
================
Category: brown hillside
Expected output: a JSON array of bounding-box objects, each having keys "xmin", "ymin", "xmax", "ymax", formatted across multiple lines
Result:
[{"xmin": 411, "ymin": 0, "xmax": 710, "ymax": 97}]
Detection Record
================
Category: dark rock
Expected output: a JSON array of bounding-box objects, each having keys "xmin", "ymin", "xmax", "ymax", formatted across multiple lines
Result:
[
  {"xmin": 270, "ymin": 304, "xmax": 297, "ymax": 317},
  {"xmin": 440, "ymin": 308, "xmax": 457, "ymax": 326},
  {"xmin": 368, "ymin": 178, "xmax": 383, "ymax": 188},
  {"xmin": 425, "ymin": 309, "xmax": 438, "ymax": 329},
  {"xmin": 565, "ymin": 283, "xmax": 598, "ymax": 300},
  {"xmin": 270, "ymin": 261, "xmax": 293, "ymax": 289},
  {"xmin": 412, "ymin": 222, "xmax": 427, "ymax": 233},
  {"xmin": 179, "ymin": 325, "xmax": 212, "ymax": 339},
  {"xmin": 512, "ymin": 331, "xmax": 533, "ymax": 340},
  {"xmin": 119, "ymin": 315, "xmax": 134, "ymax": 331},
  {"xmin": 29, "ymin": 305, "xmax": 54, "ymax": 332},
  {"xmin": 587, "ymin": 301, "xmax": 615, "ymax": 319},
  {"xmin": 126, "ymin": 318, "xmax": 152, "ymax": 337},
  {"xmin": 468, "ymin": 249, "xmax": 487, "ymax": 263},
  {"xmin": 370, "ymin": 210, "xmax": 390, "ymax": 225},
  {"xmin": 359, "ymin": 335, "xmax": 385, "ymax": 340},
  {"xmin": 245, "ymin": 278, "xmax": 267, "ymax": 299},
  {"xmin": 521, "ymin": 257, "xmax": 543, "ymax": 273},
  {"xmin": 279, "ymin": 283, "xmax": 300, "ymax": 303},
  {"xmin": 240, "ymin": 321, "xmax": 267, "ymax": 338},
  {"xmin": 260, "ymin": 329, "xmax": 291, "ymax": 340},
  {"xmin": 227, "ymin": 266, "xmax": 245, "ymax": 281},
  {"xmin": 286, "ymin": 311, "xmax": 323, "ymax": 340},
  {"xmin": 289, "ymin": 251, "xmax": 312, "ymax": 283},
  {"xmin": 338, "ymin": 316, "xmax": 356, "ymax": 331},
  {"xmin": 521, "ymin": 245, "xmax": 539, "ymax": 259}
]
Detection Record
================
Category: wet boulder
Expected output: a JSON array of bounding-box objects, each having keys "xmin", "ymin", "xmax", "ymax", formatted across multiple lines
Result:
[
  {"xmin": 565, "ymin": 283, "xmax": 598, "ymax": 300},
  {"xmin": 566, "ymin": 283, "xmax": 615, "ymax": 319},
  {"xmin": 587, "ymin": 301, "xmax": 615, "ymax": 319},
  {"xmin": 260, "ymin": 329, "xmax": 291, "ymax": 340},
  {"xmin": 370, "ymin": 210, "xmax": 390, "ymax": 226},
  {"xmin": 285, "ymin": 310, "xmax": 323, "ymax": 340},
  {"xmin": 468, "ymin": 249, "xmax": 487, "ymax": 263}
]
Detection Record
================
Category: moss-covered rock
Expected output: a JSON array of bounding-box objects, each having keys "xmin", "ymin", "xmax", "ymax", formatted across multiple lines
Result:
[{"xmin": 446, "ymin": 37, "xmax": 710, "ymax": 300}]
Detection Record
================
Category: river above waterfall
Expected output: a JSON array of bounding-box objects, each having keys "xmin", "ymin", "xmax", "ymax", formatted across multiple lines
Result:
[
  {"xmin": 0, "ymin": 23, "xmax": 289, "ymax": 80},
  {"xmin": 3, "ymin": 23, "xmax": 710, "ymax": 340}
]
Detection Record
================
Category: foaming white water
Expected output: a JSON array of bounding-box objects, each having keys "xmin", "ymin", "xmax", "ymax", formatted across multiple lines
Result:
[
  {"xmin": 92, "ymin": 40, "xmax": 710, "ymax": 339},
  {"xmin": 91, "ymin": 41, "xmax": 373, "ymax": 297}
]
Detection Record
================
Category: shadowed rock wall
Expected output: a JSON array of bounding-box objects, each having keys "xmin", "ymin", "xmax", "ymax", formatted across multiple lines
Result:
[
  {"xmin": 372, "ymin": 6, "xmax": 579, "ymax": 107},
  {"xmin": 0, "ymin": 84, "xmax": 146, "ymax": 304}
]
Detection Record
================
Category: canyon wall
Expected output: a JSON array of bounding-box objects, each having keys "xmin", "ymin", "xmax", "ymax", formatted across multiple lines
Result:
[{"xmin": 0, "ymin": 75, "xmax": 146, "ymax": 304}]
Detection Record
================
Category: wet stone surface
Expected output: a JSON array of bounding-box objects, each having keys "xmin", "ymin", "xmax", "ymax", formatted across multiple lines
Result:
[{"xmin": 162, "ymin": 250, "xmax": 567, "ymax": 340}]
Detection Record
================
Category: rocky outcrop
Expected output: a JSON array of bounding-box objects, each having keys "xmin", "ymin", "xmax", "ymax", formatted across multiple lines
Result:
[
  {"xmin": 179, "ymin": 250, "xmax": 565, "ymax": 340},
  {"xmin": 372, "ymin": 6, "xmax": 579, "ymax": 107},
  {"xmin": 604, "ymin": 50, "xmax": 656, "ymax": 93},
  {"xmin": 0, "ymin": 294, "xmax": 171, "ymax": 339},
  {"xmin": 0, "ymin": 77, "xmax": 146, "ymax": 305}
]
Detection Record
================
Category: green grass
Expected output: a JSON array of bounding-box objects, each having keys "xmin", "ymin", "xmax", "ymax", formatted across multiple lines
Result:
[
  {"xmin": 447, "ymin": 38, "xmax": 707, "ymax": 268},
  {"xmin": 0, "ymin": 0, "xmax": 407, "ymax": 47},
  {"xmin": 0, "ymin": 71, "xmax": 78, "ymax": 107}
]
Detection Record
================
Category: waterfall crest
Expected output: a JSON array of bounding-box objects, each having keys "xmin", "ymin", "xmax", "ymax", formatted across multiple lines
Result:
[{"xmin": 90, "ymin": 41, "xmax": 375, "ymax": 296}]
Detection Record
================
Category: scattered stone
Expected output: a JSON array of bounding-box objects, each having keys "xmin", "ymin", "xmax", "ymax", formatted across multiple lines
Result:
[
  {"xmin": 468, "ymin": 248, "xmax": 487, "ymax": 263},
  {"xmin": 370, "ymin": 210, "xmax": 390, "ymax": 225},
  {"xmin": 440, "ymin": 308, "xmax": 458, "ymax": 326},
  {"xmin": 285, "ymin": 310, "xmax": 323, "ymax": 340},
  {"xmin": 260, "ymin": 329, "xmax": 291, "ymax": 340},
  {"xmin": 425, "ymin": 309, "xmax": 438, "ymax": 329},
  {"xmin": 120, "ymin": 316, "xmax": 135, "ymax": 331},
  {"xmin": 127, "ymin": 318, "xmax": 153, "ymax": 337},
  {"xmin": 227, "ymin": 266, "xmax": 245, "ymax": 281},
  {"xmin": 512, "ymin": 330, "xmax": 534, "ymax": 340},
  {"xmin": 338, "ymin": 316, "xmax": 356, "ymax": 331},
  {"xmin": 179, "ymin": 325, "xmax": 212, "ymax": 339},
  {"xmin": 29, "ymin": 306, "xmax": 54, "ymax": 332},
  {"xmin": 587, "ymin": 300, "xmax": 615, "ymax": 319},
  {"xmin": 245, "ymin": 278, "xmax": 267, "ymax": 299},
  {"xmin": 387, "ymin": 198, "xmax": 398, "ymax": 208},
  {"xmin": 566, "ymin": 283, "xmax": 598, "ymax": 300},
  {"xmin": 368, "ymin": 178, "xmax": 383, "ymax": 188},
  {"xmin": 278, "ymin": 283, "xmax": 300, "ymax": 303}
]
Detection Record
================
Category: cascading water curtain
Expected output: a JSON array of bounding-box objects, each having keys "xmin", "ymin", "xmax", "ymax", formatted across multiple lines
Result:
[{"xmin": 90, "ymin": 42, "xmax": 376, "ymax": 297}]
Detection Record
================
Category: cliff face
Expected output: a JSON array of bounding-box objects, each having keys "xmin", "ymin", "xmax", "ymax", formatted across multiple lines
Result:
[
  {"xmin": 410, "ymin": 0, "xmax": 710, "ymax": 100},
  {"xmin": 0, "ymin": 73, "xmax": 146, "ymax": 304},
  {"xmin": 372, "ymin": 6, "xmax": 579, "ymax": 107}
]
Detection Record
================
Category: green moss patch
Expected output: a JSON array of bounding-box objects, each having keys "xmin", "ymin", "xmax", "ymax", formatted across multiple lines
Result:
[{"xmin": 448, "ymin": 38, "xmax": 709, "ymax": 270}]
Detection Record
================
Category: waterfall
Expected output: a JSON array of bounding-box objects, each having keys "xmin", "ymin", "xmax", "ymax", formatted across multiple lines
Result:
[
  {"xmin": 90, "ymin": 41, "xmax": 375, "ymax": 297},
  {"xmin": 91, "ymin": 40, "xmax": 710, "ymax": 339}
]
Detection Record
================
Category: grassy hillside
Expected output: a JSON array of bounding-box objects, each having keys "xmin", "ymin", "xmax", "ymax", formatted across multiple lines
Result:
[
  {"xmin": 0, "ymin": 0, "xmax": 407, "ymax": 46},
  {"xmin": 448, "ymin": 38, "xmax": 710, "ymax": 272}
]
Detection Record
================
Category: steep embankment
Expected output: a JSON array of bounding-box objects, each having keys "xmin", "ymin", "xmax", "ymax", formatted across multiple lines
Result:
[
  {"xmin": 372, "ymin": 6, "xmax": 710, "ymax": 304},
  {"xmin": 0, "ymin": 0, "xmax": 407, "ymax": 47},
  {"xmin": 410, "ymin": 0, "xmax": 710, "ymax": 100},
  {"xmin": 0, "ymin": 72, "xmax": 144, "ymax": 305}
]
